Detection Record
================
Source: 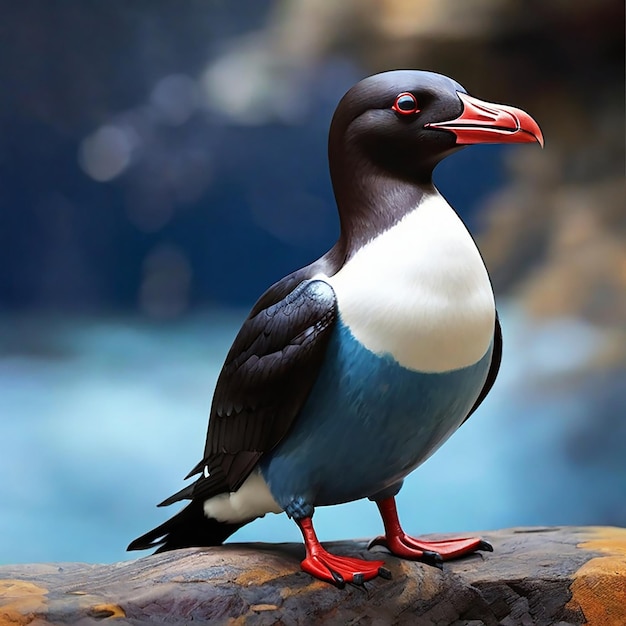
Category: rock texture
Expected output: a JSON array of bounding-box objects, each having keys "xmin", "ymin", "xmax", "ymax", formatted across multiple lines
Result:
[{"xmin": 1, "ymin": 526, "xmax": 625, "ymax": 625}]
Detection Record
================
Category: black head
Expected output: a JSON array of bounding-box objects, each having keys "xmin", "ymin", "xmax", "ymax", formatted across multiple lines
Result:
[
  {"xmin": 329, "ymin": 71, "xmax": 467, "ymax": 185},
  {"xmin": 329, "ymin": 70, "xmax": 543, "ymax": 186}
]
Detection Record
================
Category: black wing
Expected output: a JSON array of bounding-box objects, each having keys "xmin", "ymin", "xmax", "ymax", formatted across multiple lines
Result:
[
  {"xmin": 161, "ymin": 276, "xmax": 337, "ymax": 507},
  {"xmin": 462, "ymin": 313, "xmax": 502, "ymax": 424}
]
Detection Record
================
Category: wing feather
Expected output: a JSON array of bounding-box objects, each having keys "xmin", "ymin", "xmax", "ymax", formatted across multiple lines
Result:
[
  {"xmin": 166, "ymin": 277, "xmax": 337, "ymax": 504},
  {"xmin": 463, "ymin": 314, "xmax": 502, "ymax": 424}
]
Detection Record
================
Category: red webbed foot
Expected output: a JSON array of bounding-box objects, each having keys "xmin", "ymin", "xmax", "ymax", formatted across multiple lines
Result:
[
  {"xmin": 369, "ymin": 533, "xmax": 492, "ymax": 565},
  {"xmin": 301, "ymin": 548, "xmax": 390, "ymax": 588},
  {"xmin": 371, "ymin": 497, "xmax": 493, "ymax": 566},
  {"xmin": 296, "ymin": 517, "xmax": 391, "ymax": 588}
]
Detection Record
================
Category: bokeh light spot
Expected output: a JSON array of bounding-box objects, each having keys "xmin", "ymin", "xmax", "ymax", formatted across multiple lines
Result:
[
  {"xmin": 149, "ymin": 74, "xmax": 199, "ymax": 126},
  {"xmin": 78, "ymin": 125, "xmax": 137, "ymax": 182}
]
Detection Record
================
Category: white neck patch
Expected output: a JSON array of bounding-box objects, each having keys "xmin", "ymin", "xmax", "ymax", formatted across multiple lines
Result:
[{"xmin": 324, "ymin": 191, "xmax": 496, "ymax": 373}]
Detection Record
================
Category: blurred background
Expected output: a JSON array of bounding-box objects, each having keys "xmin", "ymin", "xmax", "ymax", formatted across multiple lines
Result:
[{"xmin": 1, "ymin": 0, "xmax": 624, "ymax": 565}]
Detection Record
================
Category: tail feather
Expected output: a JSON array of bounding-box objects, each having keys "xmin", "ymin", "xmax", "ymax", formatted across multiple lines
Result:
[
  {"xmin": 127, "ymin": 499, "xmax": 246, "ymax": 553},
  {"xmin": 157, "ymin": 483, "xmax": 195, "ymax": 508}
]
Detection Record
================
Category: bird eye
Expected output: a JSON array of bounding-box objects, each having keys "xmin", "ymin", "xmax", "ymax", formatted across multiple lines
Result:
[{"xmin": 392, "ymin": 92, "xmax": 420, "ymax": 115}]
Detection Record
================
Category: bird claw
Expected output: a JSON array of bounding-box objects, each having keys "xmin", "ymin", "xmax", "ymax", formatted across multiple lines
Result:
[
  {"xmin": 367, "ymin": 535, "xmax": 388, "ymax": 550},
  {"xmin": 330, "ymin": 568, "xmax": 346, "ymax": 588},
  {"xmin": 478, "ymin": 540, "xmax": 494, "ymax": 552},
  {"xmin": 421, "ymin": 550, "xmax": 445, "ymax": 569}
]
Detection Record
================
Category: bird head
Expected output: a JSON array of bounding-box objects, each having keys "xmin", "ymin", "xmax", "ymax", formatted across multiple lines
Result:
[{"xmin": 329, "ymin": 70, "xmax": 543, "ymax": 184}]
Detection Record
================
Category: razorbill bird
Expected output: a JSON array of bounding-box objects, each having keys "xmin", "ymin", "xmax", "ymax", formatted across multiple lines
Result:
[{"xmin": 128, "ymin": 70, "xmax": 543, "ymax": 587}]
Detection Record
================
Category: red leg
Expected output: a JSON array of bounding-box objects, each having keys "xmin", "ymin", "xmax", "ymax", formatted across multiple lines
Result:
[
  {"xmin": 296, "ymin": 517, "xmax": 391, "ymax": 588},
  {"xmin": 369, "ymin": 497, "xmax": 493, "ymax": 566}
]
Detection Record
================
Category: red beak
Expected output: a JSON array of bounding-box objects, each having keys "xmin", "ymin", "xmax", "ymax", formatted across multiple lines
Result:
[{"xmin": 426, "ymin": 92, "xmax": 544, "ymax": 147}]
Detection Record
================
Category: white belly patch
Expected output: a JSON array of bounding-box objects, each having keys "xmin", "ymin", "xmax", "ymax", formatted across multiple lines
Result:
[
  {"xmin": 203, "ymin": 471, "xmax": 283, "ymax": 523},
  {"xmin": 325, "ymin": 192, "xmax": 496, "ymax": 373}
]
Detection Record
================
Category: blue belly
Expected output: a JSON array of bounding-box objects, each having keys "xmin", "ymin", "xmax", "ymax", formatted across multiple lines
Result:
[{"xmin": 260, "ymin": 318, "xmax": 493, "ymax": 516}]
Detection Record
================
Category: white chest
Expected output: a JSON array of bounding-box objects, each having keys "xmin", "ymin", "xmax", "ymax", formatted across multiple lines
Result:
[{"xmin": 324, "ymin": 193, "xmax": 496, "ymax": 373}]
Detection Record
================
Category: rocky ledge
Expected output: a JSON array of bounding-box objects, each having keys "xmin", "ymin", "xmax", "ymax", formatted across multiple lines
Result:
[{"xmin": 1, "ymin": 526, "xmax": 625, "ymax": 625}]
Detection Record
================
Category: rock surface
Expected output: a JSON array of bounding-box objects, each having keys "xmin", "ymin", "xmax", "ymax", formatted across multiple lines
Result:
[{"xmin": 1, "ymin": 526, "xmax": 625, "ymax": 625}]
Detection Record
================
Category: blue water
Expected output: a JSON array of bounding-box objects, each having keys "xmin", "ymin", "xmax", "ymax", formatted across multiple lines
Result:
[{"xmin": 0, "ymin": 303, "xmax": 624, "ymax": 565}]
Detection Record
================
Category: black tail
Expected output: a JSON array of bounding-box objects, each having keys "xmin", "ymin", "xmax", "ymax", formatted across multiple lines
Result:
[{"xmin": 127, "ymin": 499, "xmax": 246, "ymax": 553}]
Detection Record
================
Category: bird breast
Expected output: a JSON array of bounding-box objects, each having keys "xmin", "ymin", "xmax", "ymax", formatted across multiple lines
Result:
[{"xmin": 325, "ymin": 192, "xmax": 496, "ymax": 373}]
